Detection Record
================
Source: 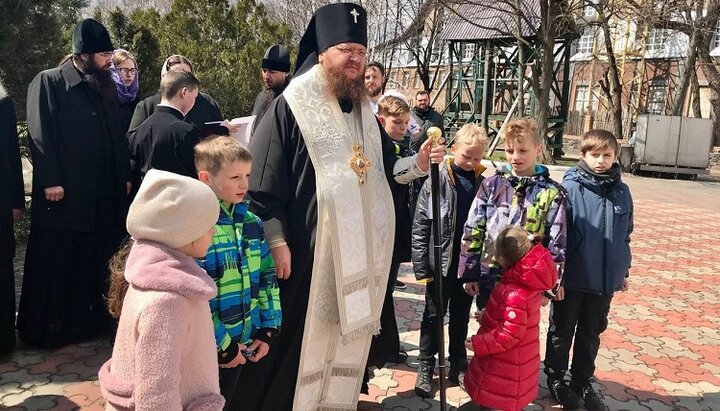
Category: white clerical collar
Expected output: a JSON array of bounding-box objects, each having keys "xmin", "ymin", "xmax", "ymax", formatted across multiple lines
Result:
[{"xmin": 368, "ymin": 99, "xmax": 378, "ymax": 115}]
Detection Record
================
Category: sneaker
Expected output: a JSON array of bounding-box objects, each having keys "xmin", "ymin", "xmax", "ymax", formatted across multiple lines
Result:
[
  {"xmin": 414, "ymin": 361, "xmax": 434, "ymax": 398},
  {"xmin": 548, "ymin": 378, "xmax": 584, "ymax": 410},
  {"xmin": 572, "ymin": 381, "xmax": 605, "ymax": 411},
  {"xmin": 395, "ymin": 280, "xmax": 407, "ymax": 289}
]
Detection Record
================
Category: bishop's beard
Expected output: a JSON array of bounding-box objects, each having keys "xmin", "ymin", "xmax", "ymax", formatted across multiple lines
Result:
[
  {"xmin": 324, "ymin": 63, "xmax": 367, "ymax": 105},
  {"xmin": 78, "ymin": 57, "xmax": 116, "ymax": 99}
]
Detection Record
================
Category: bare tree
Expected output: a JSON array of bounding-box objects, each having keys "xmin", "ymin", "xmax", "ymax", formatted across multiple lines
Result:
[
  {"xmin": 261, "ymin": 0, "xmax": 387, "ymax": 44},
  {"xmin": 439, "ymin": 0, "xmax": 581, "ymax": 159},
  {"xmin": 626, "ymin": 0, "xmax": 720, "ymax": 144},
  {"xmin": 369, "ymin": 0, "xmax": 447, "ymax": 93},
  {"xmin": 578, "ymin": 0, "xmax": 630, "ymax": 139},
  {"xmin": 91, "ymin": 0, "xmax": 174, "ymax": 13}
]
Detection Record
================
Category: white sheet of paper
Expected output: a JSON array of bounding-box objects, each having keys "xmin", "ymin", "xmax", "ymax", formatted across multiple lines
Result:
[{"xmin": 229, "ymin": 115, "xmax": 256, "ymax": 146}]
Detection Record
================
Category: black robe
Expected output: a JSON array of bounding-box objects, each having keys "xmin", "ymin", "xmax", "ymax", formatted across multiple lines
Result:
[
  {"xmin": 127, "ymin": 105, "xmax": 202, "ymax": 199},
  {"xmin": 0, "ymin": 95, "xmax": 25, "ymax": 354},
  {"xmin": 17, "ymin": 60, "xmax": 130, "ymax": 348},
  {"xmin": 127, "ymin": 91, "xmax": 223, "ymax": 133},
  {"xmin": 233, "ymin": 95, "xmax": 403, "ymax": 411},
  {"xmin": 250, "ymin": 78, "xmax": 289, "ymax": 135},
  {"xmin": 118, "ymin": 96, "xmax": 140, "ymax": 135}
]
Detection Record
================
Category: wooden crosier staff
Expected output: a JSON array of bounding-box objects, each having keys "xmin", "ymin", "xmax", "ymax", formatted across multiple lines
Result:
[{"xmin": 427, "ymin": 126, "xmax": 448, "ymax": 411}]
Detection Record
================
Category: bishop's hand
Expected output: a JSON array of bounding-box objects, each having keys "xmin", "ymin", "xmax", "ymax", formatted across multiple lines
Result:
[
  {"xmin": 271, "ymin": 244, "xmax": 292, "ymax": 280},
  {"xmin": 416, "ymin": 134, "xmax": 446, "ymax": 172}
]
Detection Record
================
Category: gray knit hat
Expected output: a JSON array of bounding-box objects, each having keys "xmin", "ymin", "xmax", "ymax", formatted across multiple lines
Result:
[{"xmin": 127, "ymin": 169, "xmax": 219, "ymax": 249}]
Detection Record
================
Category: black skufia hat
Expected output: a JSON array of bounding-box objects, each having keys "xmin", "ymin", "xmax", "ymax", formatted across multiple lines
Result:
[
  {"xmin": 295, "ymin": 3, "xmax": 368, "ymax": 75},
  {"xmin": 262, "ymin": 44, "xmax": 291, "ymax": 72},
  {"xmin": 72, "ymin": 18, "xmax": 114, "ymax": 54}
]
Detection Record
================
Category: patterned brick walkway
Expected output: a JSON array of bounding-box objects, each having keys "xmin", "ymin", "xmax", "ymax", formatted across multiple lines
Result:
[{"xmin": 2, "ymin": 170, "xmax": 720, "ymax": 410}]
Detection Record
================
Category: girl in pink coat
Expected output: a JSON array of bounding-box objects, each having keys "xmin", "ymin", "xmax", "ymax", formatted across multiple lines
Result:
[
  {"xmin": 99, "ymin": 170, "xmax": 224, "ymax": 411},
  {"xmin": 464, "ymin": 226, "xmax": 558, "ymax": 411}
]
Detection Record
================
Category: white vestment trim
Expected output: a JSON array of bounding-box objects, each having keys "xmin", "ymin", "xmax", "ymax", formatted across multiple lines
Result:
[{"xmin": 283, "ymin": 65, "xmax": 395, "ymax": 410}]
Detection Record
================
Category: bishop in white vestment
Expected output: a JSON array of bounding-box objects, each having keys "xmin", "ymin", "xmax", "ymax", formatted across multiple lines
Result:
[{"xmin": 234, "ymin": 4, "xmax": 446, "ymax": 410}]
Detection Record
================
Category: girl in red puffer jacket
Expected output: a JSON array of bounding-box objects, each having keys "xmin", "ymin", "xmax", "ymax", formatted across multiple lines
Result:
[{"xmin": 464, "ymin": 226, "xmax": 558, "ymax": 411}]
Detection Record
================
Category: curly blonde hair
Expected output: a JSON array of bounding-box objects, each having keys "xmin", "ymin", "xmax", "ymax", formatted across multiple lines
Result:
[{"xmin": 501, "ymin": 117, "xmax": 541, "ymax": 146}]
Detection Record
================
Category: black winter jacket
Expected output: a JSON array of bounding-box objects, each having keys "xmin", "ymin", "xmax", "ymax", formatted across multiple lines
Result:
[
  {"xmin": 412, "ymin": 159, "xmax": 485, "ymax": 282},
  {"xmin": 410, "ymin": 106, "xmax": 444, "ymax": 152}
]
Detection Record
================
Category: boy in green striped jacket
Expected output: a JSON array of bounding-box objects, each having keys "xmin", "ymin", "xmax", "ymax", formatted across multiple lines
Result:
[{"xmin": 195, "ymin": 136, "xmax": 281, "ymax": 407}]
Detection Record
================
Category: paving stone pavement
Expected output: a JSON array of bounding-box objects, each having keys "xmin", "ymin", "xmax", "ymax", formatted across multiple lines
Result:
[{"xmin": 2, "ymin": 170, "xmax": 720, "ymax": 410}]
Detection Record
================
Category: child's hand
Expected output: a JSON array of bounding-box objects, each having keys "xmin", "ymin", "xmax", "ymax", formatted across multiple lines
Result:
[
  {"xmin": 621, "ymin": 279, "xmax": 629, "ymax": 292},
  {"xmin": 473, "ymin": 309, "xmax": 485, "ymax": 323},
  {"xmin": 219, "ymin": 343, "xmax": 247, "ymax": 368},
  {"xmin": 465, "ymin": 337, "xmax": 474, "ymax": 352},
  {"xmin": 554, "ymin": 286, "xmax": 565, "ymax": 301},
  {"xmin": 464, "ymin": 282, "xmax": 480, "ymax": 296},
  {"xmin": 271, "ymin": 244, "xmax": 292, "ymax": 279},
  {"xmin": 246, "ymin": 337, "xmax": 271, "ymax": 362}
]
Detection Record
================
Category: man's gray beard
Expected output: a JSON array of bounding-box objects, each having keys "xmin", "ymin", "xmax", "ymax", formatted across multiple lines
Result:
[{"xmin": 325, "ymin": 64, "xmax": 367, "ymax": 105}]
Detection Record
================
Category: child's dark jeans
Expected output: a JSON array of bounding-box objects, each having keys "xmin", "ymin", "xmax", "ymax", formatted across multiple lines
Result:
[
  {"xmin": 418, "ymin": 271, "xmax": 473, "ymax": 366},
  {"xmin": 543, "ymin": 289, "xmax": 613, "ymax": 384}
]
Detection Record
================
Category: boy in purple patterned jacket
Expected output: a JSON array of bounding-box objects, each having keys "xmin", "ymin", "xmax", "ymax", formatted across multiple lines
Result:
[{"xmin": 458, "ymin": 118, "xmax": 567, "ymax": 311}]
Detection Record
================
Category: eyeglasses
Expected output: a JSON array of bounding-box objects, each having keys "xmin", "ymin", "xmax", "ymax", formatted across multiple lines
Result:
[
  {"xmin": 333, "ymin": 46, "xmax": 367, "ymax": 58},
  {"xmin": 118, "ymin": 68, "xmax": 138, "ymax": 76}
]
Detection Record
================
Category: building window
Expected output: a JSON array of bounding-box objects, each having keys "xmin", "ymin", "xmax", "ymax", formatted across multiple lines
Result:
[
  {"xmin": 574, "ymin": 86, "xmax": 589, "ymax": 112},
  {"xmin": 406, "ymin": 49, "xmax": 414, "ymax": 65},
  {"xmin": 463, "ymin": 43, "xmax": 476, "ymax": 60},
  {"xmin": 402, "ymin": 72, "xmax": 409, "ymax": 88},
  {"xmin": 647, "ymin": 78, "xmax": 667, "ymax": 114},
  {"xmin": 431, "ymin": 39, "xmax": 443, "ymax": 62},
  {"xmin": 577, "ymin": 28, "xmax": 595, "ymax": 54},
  {"xmin": 582, "ymin": 0, "xmax": 597, "ymax": 18},
  {"xmin": 646, "ymin": 28, "xmax": 668, "ymax": 53},
  {"xmin": 714, "ymin": 20, "xmax": 720, "ymax": 49},
  {"xmin": 413, "ymin": 72, "xmax": 420, "ymax": 88},
  {"xmin": 574, "ymin": 85, "xmax": 598, "ymax": 112}
]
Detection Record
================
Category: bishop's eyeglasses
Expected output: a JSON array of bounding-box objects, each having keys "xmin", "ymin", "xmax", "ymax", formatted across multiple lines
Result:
[{"xmin": 333, "ymin": 46, "xmax": 367, "ymax": 58}]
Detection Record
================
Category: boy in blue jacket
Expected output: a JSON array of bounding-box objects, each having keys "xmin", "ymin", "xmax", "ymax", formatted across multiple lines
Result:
[{"xmin": 544, "ymin": 130, "xmax": 633, "ymax": 411}]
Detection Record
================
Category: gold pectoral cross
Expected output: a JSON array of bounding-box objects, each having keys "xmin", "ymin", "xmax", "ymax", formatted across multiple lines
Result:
[{"xmin": 349, "ymin": 143, "xmax": 372, "ymax": 184}]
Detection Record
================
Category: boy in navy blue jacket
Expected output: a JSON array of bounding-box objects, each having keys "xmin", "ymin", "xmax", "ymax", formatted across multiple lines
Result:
[{"xmin": 544, "ymin": 130, "xmax": 633, "ymax": 411}]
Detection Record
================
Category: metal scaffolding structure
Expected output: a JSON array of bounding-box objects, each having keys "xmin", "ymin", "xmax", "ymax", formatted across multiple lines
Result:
[{"xmin": 436, "ymin": 2, "xmax": 573, "ymax": 158}]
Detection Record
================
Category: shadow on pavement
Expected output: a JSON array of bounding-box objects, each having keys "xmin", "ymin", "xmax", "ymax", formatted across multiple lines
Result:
[{"xmin": 2, "ymin": 395, "xmax": 81, "ymax": 411}]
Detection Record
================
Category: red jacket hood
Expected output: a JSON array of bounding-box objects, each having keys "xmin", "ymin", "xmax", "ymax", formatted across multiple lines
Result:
[{"xmin": 500, "ymin": 243, "xmax": 558, "ymax": 291}]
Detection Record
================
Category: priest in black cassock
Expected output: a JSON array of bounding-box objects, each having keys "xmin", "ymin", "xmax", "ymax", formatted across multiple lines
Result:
[
  {"xmin": 251, "ymin": 44, "xmax": 291, "ymax": 134},
  {"xmin": 18, "ymin": 19, "xmax": 130, "ymax": 348},
  {"xmin": 236, "ymin": 3, "xmax": 446, "ymax": 410},
  {"xmin": 0, "ymin": 82, "xmax": 25, "ymax": 355}
]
